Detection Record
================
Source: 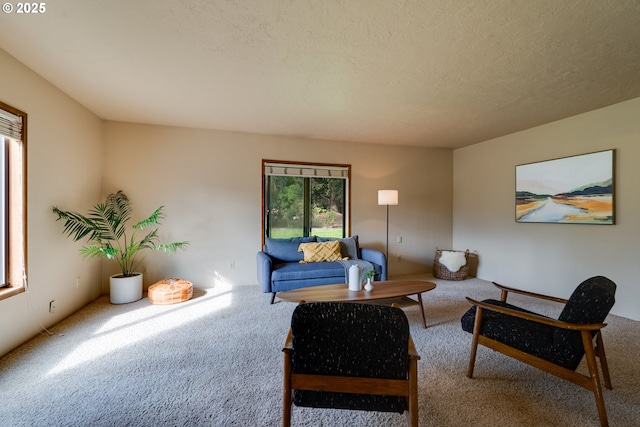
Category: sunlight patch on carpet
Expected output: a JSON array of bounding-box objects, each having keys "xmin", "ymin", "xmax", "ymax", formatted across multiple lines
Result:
[{"xmin": 45, "ymin": 281, "xmax": 233, "ymax": 377}]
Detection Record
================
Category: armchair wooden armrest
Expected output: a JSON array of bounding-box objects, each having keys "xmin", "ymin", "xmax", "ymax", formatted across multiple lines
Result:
[
  {"xmin": 492, "ymin": 281, "xmax": 568, "ymax": 304},
  {"xmin": 408, "ymin": 336, "xmax": 420, "ymax": 360},
  {"xmin": 466, "ymin": 297, "xmax": 607, "ymax": 332},
  {"xmin": 283, "ymin": 328, "xmax": 293, "ymax": 352}
]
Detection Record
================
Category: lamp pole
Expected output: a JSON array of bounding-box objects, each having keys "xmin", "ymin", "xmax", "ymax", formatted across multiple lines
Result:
[
  {"xmin": 385, "ymin": 203, "xmax": 390, "ymax": 260},
  {"xmin": 378, "ymin": 190, "xmax": 398, "ymax": 273}
]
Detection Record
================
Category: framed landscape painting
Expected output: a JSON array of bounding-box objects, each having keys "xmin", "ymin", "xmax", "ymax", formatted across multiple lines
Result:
[{"xmin": 516, "ymin": 150, "xmax": 614, "ymax": 224}]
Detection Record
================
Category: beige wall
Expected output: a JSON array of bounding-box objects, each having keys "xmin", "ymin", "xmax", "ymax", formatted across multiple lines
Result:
[
  {"xmin": 0, "ymin": 44, "xmax": 452, "ymax": 357},
  {"xmin": 6, "ymin": 37, "xmax": 634, "ymax": 361},
  {"xmin": 102, "ymin": 122, "xmax": 452, "ymax": 289},
  {"xmin": 453, "ymin": 97, "xmax": 640, "ymax": 320},
  {"xmin": 0, "ymin": 49, "xmax": 103, "ymax": 356}
]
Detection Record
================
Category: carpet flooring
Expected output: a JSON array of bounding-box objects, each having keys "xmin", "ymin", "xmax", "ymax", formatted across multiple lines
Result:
[{"xmin": 1, "ymin": 276, "xmax": 638, "ymax": 426}]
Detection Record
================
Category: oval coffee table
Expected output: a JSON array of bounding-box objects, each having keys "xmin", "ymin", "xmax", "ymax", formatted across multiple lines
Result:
[{"xmin": 277, "ymin": 280, "xmax": 436, "ymax": 328}]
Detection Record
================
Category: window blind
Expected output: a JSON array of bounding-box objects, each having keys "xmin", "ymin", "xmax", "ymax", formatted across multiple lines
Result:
[
  {"xmin": 0, "ymin": 108, "xmax": 23, "ymax": 140},
  {"xmin": 263, "ymin": 162, "xmax": 349, "ymax": 179}
]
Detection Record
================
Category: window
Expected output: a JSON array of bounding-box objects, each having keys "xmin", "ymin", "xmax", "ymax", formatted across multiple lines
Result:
[
  {"xmin": 0, "ymin": 101, "xmax": 27, "ymax": 300},
  {"xmin": 262, "ymin": 160, "xmax": 350, "ymax": 242}
]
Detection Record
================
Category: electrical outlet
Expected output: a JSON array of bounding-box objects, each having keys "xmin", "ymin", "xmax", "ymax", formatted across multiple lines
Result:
[
  {"xmin": 230, "ymin": 261, "xmax": 235, "ymax": 270},
  {"xmin": 49, "ymin": 300, "xmax": 56, "ymax": 314},
  {"xmin": 396, "ymin": 236, "xmax": 402, "ymax": 243}
]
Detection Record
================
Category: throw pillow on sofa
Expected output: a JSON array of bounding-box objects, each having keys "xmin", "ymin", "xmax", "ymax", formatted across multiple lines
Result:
[
  {"xmin": 298, "ymin": 241, "xmax": 346, "ymax": 263},
  {"xmin": 316, "ymin": 235, "xmax": 360, "ymax": 260}
]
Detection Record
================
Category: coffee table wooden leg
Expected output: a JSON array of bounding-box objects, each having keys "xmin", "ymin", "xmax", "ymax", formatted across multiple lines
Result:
[{"xmin": 416, "ymin": 293, "xmax": 427, "ymax": 328}]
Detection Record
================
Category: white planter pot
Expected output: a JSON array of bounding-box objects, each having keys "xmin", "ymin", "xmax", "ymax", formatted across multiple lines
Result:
[{"xmin": 109, "ymin": 273, "xmax": 143, "ymax": 304}]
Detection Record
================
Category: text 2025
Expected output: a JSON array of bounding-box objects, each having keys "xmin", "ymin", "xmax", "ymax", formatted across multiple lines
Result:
[{"xmin": 17, "ymin": 3, "xmax": 46, "ymax": 13}]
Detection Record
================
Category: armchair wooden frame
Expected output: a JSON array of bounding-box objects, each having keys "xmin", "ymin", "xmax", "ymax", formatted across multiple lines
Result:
[
  {"xmin": 282, "ymin": 304, "xmax": 421, "ymax": 427},
  {"xmin": 466, "ymin": 282, "xmax": 612, "ymax": 427}
]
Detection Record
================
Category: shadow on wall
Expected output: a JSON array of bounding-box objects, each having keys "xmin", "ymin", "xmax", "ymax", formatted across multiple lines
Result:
[
  {"xmin": 388, "ymin": 256, "xmax": 428, "ymax": 278},
  {"xmin": 467, "ymin": 252, "xmax": 479, "ymax": 277},
  {"xmin": 389, "ymin": 250, "xmax": 479, "ymax": 279}
]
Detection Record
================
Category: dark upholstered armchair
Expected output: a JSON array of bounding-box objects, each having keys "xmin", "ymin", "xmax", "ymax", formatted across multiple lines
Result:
[
  {"xmin": 461, "ymin": 276, "xmax": 616, "ymax": 427},
  {"xmin": 282, "ymin": 302, "xmax": 420, "ymax": 427}
]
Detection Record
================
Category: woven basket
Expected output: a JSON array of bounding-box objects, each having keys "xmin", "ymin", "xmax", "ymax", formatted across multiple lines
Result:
[
  {"xmin": 148, "ymin": 278, "xmax": 193, "ymax": 305},
  {"xmin": 433, "ymin": 248, "xmax": 469, "ymax": 281}
]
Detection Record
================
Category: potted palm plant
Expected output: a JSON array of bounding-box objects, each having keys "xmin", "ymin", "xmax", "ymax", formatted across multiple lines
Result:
[{"xmin": 52, "ymin": 190, "xmax": 189, "ymax": 304}]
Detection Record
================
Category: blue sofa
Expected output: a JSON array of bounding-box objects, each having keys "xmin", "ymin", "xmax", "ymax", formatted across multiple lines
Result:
[{"xmin": 257, "ymin": 236, "xmax": 387, "ymax": 303}]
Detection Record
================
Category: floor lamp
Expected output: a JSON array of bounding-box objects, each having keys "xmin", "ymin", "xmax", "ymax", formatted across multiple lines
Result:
[{"xmin": 378, "ymin": 190, "xmax": 398, "ymax": 264}]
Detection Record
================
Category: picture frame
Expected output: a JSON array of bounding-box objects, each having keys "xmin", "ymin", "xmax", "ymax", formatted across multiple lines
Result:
[{"xmin": 515, "ymin": 150, "xmax": 614, "ymax": 224}]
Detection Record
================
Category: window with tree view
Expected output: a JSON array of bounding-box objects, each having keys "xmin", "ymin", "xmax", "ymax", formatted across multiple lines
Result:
[
  {"xmin": 263, "ymin": 161, "xmax": 350, "ymax": 240},
  {"xmin": 0, "ymin": 101, "xmax": 27, "ymax": 300}
]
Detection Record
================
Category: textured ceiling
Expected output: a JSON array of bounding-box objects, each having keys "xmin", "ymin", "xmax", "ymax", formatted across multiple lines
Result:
[{"xmin": 1, "ymin": 0, "xmax": 639, "ymax": 149}]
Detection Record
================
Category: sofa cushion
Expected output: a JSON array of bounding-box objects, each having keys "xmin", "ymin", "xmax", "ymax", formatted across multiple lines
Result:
[
  {"xmin": 272, "ymin": 261, "xmax": 345, "ymax": 282},
  {"xmin": 317, "ymin": 235, "xmax": 359, "ymax": 260},
  {"xmin": 298, "ymin": 241, "xmax": 346, "ymax": 263},
  {"xmin": 265, "ymin": 237, "xmax": 316, "ymax": 262}
]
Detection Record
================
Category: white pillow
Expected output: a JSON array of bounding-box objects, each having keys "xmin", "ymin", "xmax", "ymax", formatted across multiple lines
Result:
[{"xmin": 439, "ymin": 251, "xmax": 467, "ymax": 272}]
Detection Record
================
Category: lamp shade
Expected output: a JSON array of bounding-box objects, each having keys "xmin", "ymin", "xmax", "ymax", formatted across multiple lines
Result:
[{"xmin": 378, "ymin": 190, "xmax": 398, "ymax": 205}]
